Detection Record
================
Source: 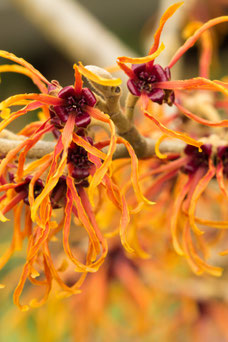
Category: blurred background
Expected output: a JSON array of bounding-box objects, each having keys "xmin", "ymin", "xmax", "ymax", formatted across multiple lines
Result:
[
  {"xmin": 0, "ymin": 0, "xmax": 227, "ymax": 98},
  {"xmin": 0, "ymin": 0, "xmax": 228, "ymax": 341}
]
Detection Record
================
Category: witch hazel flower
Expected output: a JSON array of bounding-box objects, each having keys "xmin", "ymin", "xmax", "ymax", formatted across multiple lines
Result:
[
  {"xmin": 117, "ymin": 2, "xmax": 228, "ymax": 149},
  {"xmin": 50, "ymin": 84, "xmax": 96, "ymax": 128},
  {"xmin": 127, "ymin": 63, "xmax": 175, "ymax": 106},
  {"xmin": 0, "ymin": 49, "xmax": 153, "ymax": 309},
  {"xmin": 132, "ymin": 133, "xmax": 228, "ymax": 277}
]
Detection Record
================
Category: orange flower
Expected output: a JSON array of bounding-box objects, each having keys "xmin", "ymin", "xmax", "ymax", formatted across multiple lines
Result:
[
  {"xmin": 0, "ymin": 49, "xmax": 152, "ymax": 309},
  {"xmin": 117, "ymin": 2, "xmax": 228, "ymax": 146}
]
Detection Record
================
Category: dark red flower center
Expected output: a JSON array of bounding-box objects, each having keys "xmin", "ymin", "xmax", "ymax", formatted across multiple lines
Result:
[
  {"xmin": 127, "ymin": 63, "xmax": 175, "ymax": 106},
  {"xmin": 67, "ymin": 131, "xmax": 93, "ymax": 186},
  {"xmin": 217, "ymin": 146, "xmax": 228, "ymax": 177},
  {"xmin": 182, "ymin": 144, "xmax": 212, "ymax": 174},
  {"xmin": 9, "ymin": 174, "xmax": 44, "ymax": 205},
  {"xmin": 50, "ymin": 85, "xmax": 96, "ymax": 128}
]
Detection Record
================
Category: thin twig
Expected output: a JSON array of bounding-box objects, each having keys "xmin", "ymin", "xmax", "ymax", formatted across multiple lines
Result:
[
  {"xmin": 0, "ymin": 138, "xmax": 55, "ymax": 159},
  {"xmin": 125, "ymin": 93, "xmax": 138, "ymax": 122},
  {"xmin": 0, "ymin": 135, "xmax": 185, "ymax": 161}
]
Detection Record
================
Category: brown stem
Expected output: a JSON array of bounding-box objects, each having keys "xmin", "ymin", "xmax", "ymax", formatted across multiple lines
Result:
[
  {"xmin": 125, "ymin": 93, "xmax": 138, "ymax": 122},
  {"xmin": 0, "ymin": 135, "xmax": 185, "ymax": 161},
  {"xmin": 0, "ymin": 138, "xmax": 55, "ymax": 159}
]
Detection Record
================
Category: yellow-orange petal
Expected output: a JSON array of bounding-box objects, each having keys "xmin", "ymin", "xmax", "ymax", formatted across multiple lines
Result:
[
  {"xmin": 149, "ymin": 2, "xmax": 183, "ymax": 54},
  {"xmin": 119, "ymin": 194, "xmax": 134, "ymax": 253},
  {"xmin": 176, "ymin": 102, "xmax": 228, "ymax": 127},
  {"xmin": 0, "ymin": 64, "xmax": 47, "ymax": 93},
  {"xmin": 144, "ymin": 109, "xmax": 203, "ymax": 149},
  {"xmin": 63, "ymin": 184, "xmax": 98, "ymax": 272},
  {"xmin": 194, "ymin": 216, "xmax": 228, "ymax": 229},
  {"xmin": 0, "ymin": 50, "xmax": 50, "ymax": 85},
  {"xmin": 0, "ymin": 211, "xmax": 9, "ymax": 222},
  {"xmin": 188, "ymin": 161, "xmax": 215, "ymax": 235},
  {"xmin": 87, "ymin": 107, "xmax": 116, "ymax": 206},
  {"xmin": 0, "ymin": 93, "xmax": 63, "ymax": 112},
  {"xmin": 73, "ymin": 63, "xmax": 83, "ymax": 94},
  {"xmin": 73, "ymin": 133, "xmax": 106, "ymax": 160},
  {"xmin": 169, "ymin": 15, "xmax": 228, "ymax": 68},
  {"xmin": 155, "ymin": 78, "xmax": 228, "ymax": 96},
  {"xmin": 171, "ymin": 176, "xmax": 191, "ymax": 255},
  {"xmin": 183, "ymin": 222, "xmax": 222, "ymax": 276},
  {"xmin": 31, "ymin": 115, "xmax": 75, "ymax": 221},
  {"xmin": 155, "ymin": 134, "xmax": 168, "ymax": 159},
  {"xmin": 183, "ymin": 21, "xmax": 213, "ymax": 79},
  {"xmin": 17, "ymin": 122, "xmax": 53, "ymax": 180},
  {"xmin": 117, "ymin": 136, "xmax": 155, "ymax": 207},
  {"xmin": 118, "ymin": 43, "xmax": 165, "ymax": 65},
  {"xmin": 78, "ymin": 62, "xmax": 122, "ymax": 86}
]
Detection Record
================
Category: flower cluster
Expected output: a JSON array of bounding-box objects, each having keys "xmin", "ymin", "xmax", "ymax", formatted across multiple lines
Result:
[{"xmin": 0, "ymin": 1, "xmax": 228, "ymax": 311}]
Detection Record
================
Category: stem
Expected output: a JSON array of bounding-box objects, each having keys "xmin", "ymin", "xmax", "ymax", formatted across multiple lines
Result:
[
  {"xmin": 125, "ymin": 93, "xmax": 138, "ymax": 122},
  {"xmin": 0, "ymin": 138, "xmax": 55, "ymax": 159},
  {"xmin": 0, "ymin": 135, "xmax": 185, "ymax": 161}
]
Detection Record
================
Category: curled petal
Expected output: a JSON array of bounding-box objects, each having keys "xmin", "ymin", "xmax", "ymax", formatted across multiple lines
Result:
[
  {"xmin": 78, "ymin": 62, "xmax": 122, "ymax": 86},
  {"xmin": 0, "ymin": 101, "xmax": 43, "ymax": 132},
  {"xmin": 28, "ymin": 157, "xmax": 52, "ymax": 212},
  {"xmin": 67, "ymin": 176, "xmax": 108, "ymax": 270},
  {"xmin": 117, "ymin": 43, "xmax": 165, "ymax": 65},
  {"xmin": 144, "ymin": 168, "xmax": 178, "ymax": 201},
  {"xmin": 31, "ymin": 114, "xmax": 75, "ymax": 222},
  {"xmin": 155, "ymin": 135, "xmax": 168, "ymax": 159},
  {"xmin": 119, "ymin": 194, "xmax": 133, "ymax": 253},
  {"xmin": 88, "ymin": 153, "xmax": 122, "ymax": 210},
  {"xmin": 193, "ymin": 217, "xmax": 228, "ymax": 229},
  {"xmin": 0, "ymin": 64, "xmax": 47, "ymax": 93},
  {"xmin": 188, "ymin": 161, "xmax": 216, "ymax": 235},
  {"xmin": 169, "ymin": 15, "xmax": 228, "ymax": 68},
  {"xmin": 86, "ymin": 107, "xmax": 116, "ymax": 206},
  {"xmin": 140, "ymin": 92, "xmax": 150, "ymax": 110},
  {"xmin": 117, "ymin": 136, "xmax": 155, "ymax": 207},
  {"xmin": 149, "ymin": 2, "xmax": 183, "ymax": 55},
  {"xmin": 43, "ymin": 242, "xmax": 83, "ymax": 295},
  {"xmin": 139, "ymin": 156, "xmax": 188, "ymax": 181},
  {"xmin": 154, "ymin": 78, "xmax": 228, "ymax": 96},
  {"xmin": 63, "ymin": 184, "xmax": 98, "ymax": 272},
  {"xmin": 0, "ymin": 50, "xmax": 50, "ymax": 85},
  {"xmin": 24, "ymin": 154, "xmax": 52, "ymax": 177},
  {"xmin": 176, "ymin": 102, "xmax": 228, "ymax": 127},
  {"xmin": 183, "ymin": 222, "xmax": 223, "ymax": 276},
  {"xmin": 171, "ymin": 175, "xmax": 191, "ymax": 255},
  {"xmin": 144, "ymin": 109, "xmax": 203, "ymax": 149},
  {"xmin": 0, "ymin": 210, "xmax": 9, "ymax": 222},
  {"xmin": 13, "ymin": 262, "xmax": 30, "ymax": 311},
  {"xmin": 183, "ymin": 21, "xmax": 213, "ymax": 79},
  {"xmin": 73, "ymin": 133, "xmax": 106, "ymax": 160},
  {"xmin": 79, "ymin": 187, "xmax": 108, "ymax": 264},
  {"xmin": 29, "ymin": 256, "xmax": 52, "ymax": 308},
  {"xmin": 17, "ymin": 121, "xmax": 54, "ymax": 180},
  {"xmin": 0, "ymin": 94, "xmax": 63, "ymax": 117}
]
